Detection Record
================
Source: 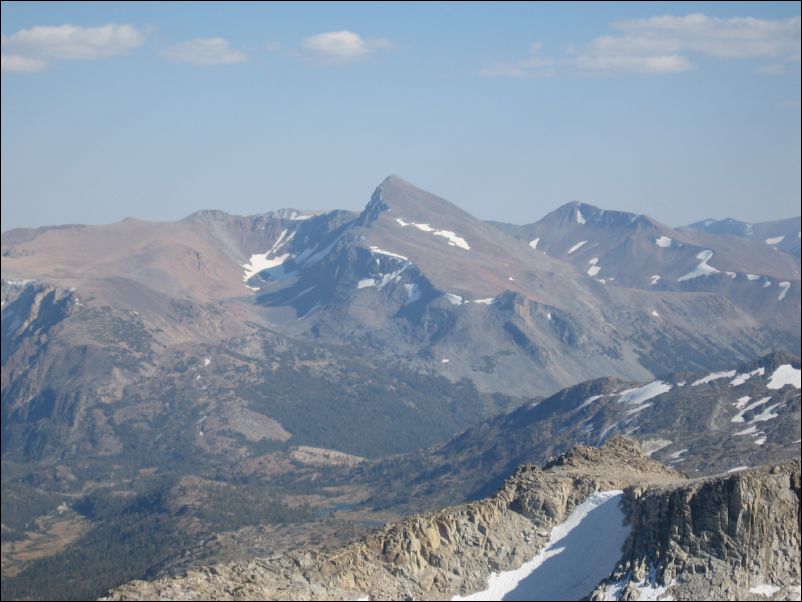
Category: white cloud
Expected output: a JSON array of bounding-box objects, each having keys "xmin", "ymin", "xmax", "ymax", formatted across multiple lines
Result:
[
  {"xmin": 300, "ymin": 30, "xmax": 391, "ymax": 63},
  {"xmin": 162, "ymin": 37, "xmax": 248, "ymax": 65},
  {"xmin": 612, "ymin": 14, "xmax": 800, "ymax": 59},
  {"xmin": 1, "ymin": 54, "xmax": 47, "ymax": 73},
  {"xmin": 1, "ymin": 23, "xmax": 144, "ymax": 60},
  {"xmin": 756, "ymin": 64, "xmax": 786, "ymax": 75},
  {"xmin": 481, "ymin": 13, "xmax": 801, "ymax": 77},
  {"xmin": 570, "ymin": 13, "xmax": 800, "ymax": 75}
]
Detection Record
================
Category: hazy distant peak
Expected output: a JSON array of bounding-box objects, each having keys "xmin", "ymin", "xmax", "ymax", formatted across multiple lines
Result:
[
  {"xmin": 544, "ymin": 201, "xmax": 663, "ymax": 232},
  {"xmin": 361, "ymin": 175, "xmax": 473, "ymax": 226}
]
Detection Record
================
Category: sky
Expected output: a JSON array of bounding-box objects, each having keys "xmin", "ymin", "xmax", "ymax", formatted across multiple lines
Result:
[{"xmin": 1, "ymin": 1, "xmax": 800, "ymax": 231}]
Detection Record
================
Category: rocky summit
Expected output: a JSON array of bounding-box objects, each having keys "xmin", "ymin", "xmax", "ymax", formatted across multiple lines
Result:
[{"xmin": 101, "ymin": 438, "xmax": 801, "ymax": 601}]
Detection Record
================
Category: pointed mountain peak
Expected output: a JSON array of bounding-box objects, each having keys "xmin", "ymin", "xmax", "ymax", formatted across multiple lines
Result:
[
  {"xmin": 554, "ymin": 201, "xmax": 602, "ymax": 224},
  {"xmin": 543, "ymin": 201, "xmax": 667, "ymax": 232},
  {"xmin": 360, "ymin": 175, "xmax": 475, "ymax": 226}
]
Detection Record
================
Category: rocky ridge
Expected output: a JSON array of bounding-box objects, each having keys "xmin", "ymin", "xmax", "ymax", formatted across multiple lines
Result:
[{"xmin": 101, "ymin": 438, "xmax": 802, "ymax": 601}]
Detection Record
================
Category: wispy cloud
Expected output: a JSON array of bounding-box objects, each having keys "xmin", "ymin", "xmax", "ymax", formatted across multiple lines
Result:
[
  {"xmin": 574, "ymin": 13, "xmax": 800, "ymax": 74},
  {"xmin": 1, "ymin": 23, "xmax": 144, "ymax": 73},
  {"xmin": 1, "ymin": 53, "xmax": 47, "ymax": 73},
  {"xmin": 610, "ymin": 13, "xmax": 800, "ymax": 60},
  {"xmin": 162, "ymin": 37, "xmax": 248, "ymax": 65},
  {"xmin": 2, "ymin": 23, "xmax": 143, "ymax": 61},
  {"xmin": 478, "ymin": 42, "xmax": 555, "ymax": 78},
  {"xmin": 481, "ymin": 13, "xmax": 801, "ymax": 77},
  {"xmin": 300, "ymin": 30, "xmax": 391, "ymax": 63}
]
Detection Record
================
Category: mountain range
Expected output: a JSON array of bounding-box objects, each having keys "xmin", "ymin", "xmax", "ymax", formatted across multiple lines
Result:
[{"xmin": 1, "ymin": 176, "xmax": 800, "ymax": 600}]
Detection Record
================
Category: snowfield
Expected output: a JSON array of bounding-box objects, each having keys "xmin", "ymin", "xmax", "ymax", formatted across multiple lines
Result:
[
  {"xmin": 453, "ymin": 491, "xmax": 627, "ymax": 601},
  {"xmin": 767, "ymin": 364, "xmax": 801, "ymax": 390}
]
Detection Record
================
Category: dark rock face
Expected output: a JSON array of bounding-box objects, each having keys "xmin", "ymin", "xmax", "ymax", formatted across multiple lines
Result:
[{"xmin": 591, "ymin": 461, "xmax": 802, "ymax": 601}]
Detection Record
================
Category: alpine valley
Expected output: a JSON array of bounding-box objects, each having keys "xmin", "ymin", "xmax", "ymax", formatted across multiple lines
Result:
[{"xmin": 2, "ymin": 176, "xmax": 800, "ymax": 601}]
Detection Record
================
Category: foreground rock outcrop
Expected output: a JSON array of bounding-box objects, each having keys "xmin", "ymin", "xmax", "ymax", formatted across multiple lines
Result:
[
  {"xmin": 591, "ymin": 462, "xmax": 801, "ymax": 601},
  {"xmin": 102, "ymin": 438, "xmax": 801, "ymax": 601}
]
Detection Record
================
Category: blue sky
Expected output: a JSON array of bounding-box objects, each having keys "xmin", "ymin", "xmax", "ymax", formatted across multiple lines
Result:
[{"xmin": 2, "ymin": 1, "xmax": 800, "ymax": 231}]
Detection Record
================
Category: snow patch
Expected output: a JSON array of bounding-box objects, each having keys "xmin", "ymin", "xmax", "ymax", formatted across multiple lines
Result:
[
  {"xmin": 568, "ymin": 240, "xmax": 587, "ymax": 254},
  {"xmin": 472, "ymin": 297, "xmax": 495, "ymax": 305},
  {"xmin": 616, "ymin": 381, "xmax": 672, "ymax": 413},
  {"xmin": 730, "ymin": 367, "xmax": 765, "ymax": 387},
  {"xmin": 692, "ymin": 370, "xmax": 737, "ymax": 386},
  {"xmin": 750, "ymin": 403, "xmax": 782, "ymax": 423},
  {"xmin": 650, "ymin": 275, "xmax": 661, "ymax": 286},
  {"xmin": 651, "ymin": 310, "xmax": 660, "ymax": 318},
  {"xmin": 777, "ymin": 281, "xmax": 791, "ymax": 301},
  {"xmin": 746, "ymin": 274, "xmax": 760, "ymax": 281},
  {"xmin": 763, "ymin": 279, "xmax": 772, "ymax": 288},
  {"xmin": 369, "ymin": 246, "xmax": 409, "ymax": 261},
  {"xmin": 445, "ymin": 293, "xmax": 466, "ymax": 305},
  {"xmin": 749, "ymin": 584, "xmax": 781, "ymax": 597},
  {"xmin": 677, "ymin": 249, "xmax": 719, "ymax": 281},
  {"xmin": 655, "ymin": 236, "xmax": 672, "ymax": 248},
  {"xmin": 734, "ymin": 426, "xmax": 759, "ymax": 436},
  {"xmin": 731, "ymin": 396, "xmax": 772, "ymax": 423},
  {"xmin": 203, "ymin": 358, "xmax": 211, "ymax": 367},
  {"xmin": 395, "ymin": 218, "xmax": 470, "ymax": 249},
  {"xmin": 357, "ymin": 279, "xmax": 376, "ymax": 289},
  {"xmin": 576, "ymin": 208, "xmax": 586, "ymax": 224},
  {"xmin": 241, "ymin": 252, "xmax": 291, "ymax": 282},
  {"xmin": 642, "ymin": 439, "xmax": 672, "ymax": 456},
  {"xmin": 727, "ymin": 466, "xmax": 749, "ymax": 473},
  {"xmin": 587, "ymin": 265, "xmax": 601, "ymax": 277},
  {"xmin": 767, "ymin": 364, "xmax": 801, "ymax": 389},
  {"xmin": 403, "ymin": 283, "xmax": 422, "ymax": 305},
  {"xmin": 377, "ymin": 267, "xmax": 408, "ymax": 289},
  {"xmin": 434, "ymin": 229, "xmax": 470, "ymax": 249},
  {"xmin": 529, "ymin": 237, "xmax": 540, "ymax": 249},
  {"xmin": 666, "ymin": 448, "xmax": 688, "ymax": 462},
  {"xmin": 602, "ymin": 565, "xmax": 674, "ymax": 601},
  {"xmin": 579, "ymin": 394, "xmax": 604, "ymax": 409},
  {"xmin": 765, "ymin": 236, "xmax": 785, "ymax": 245},
  {"xmin": 589, "ymin": 257, "xmax": 599, "ymax": 265},
  {"xmin": 441, "ymin": 358, "xmax": 450, "ymax": 364}
]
